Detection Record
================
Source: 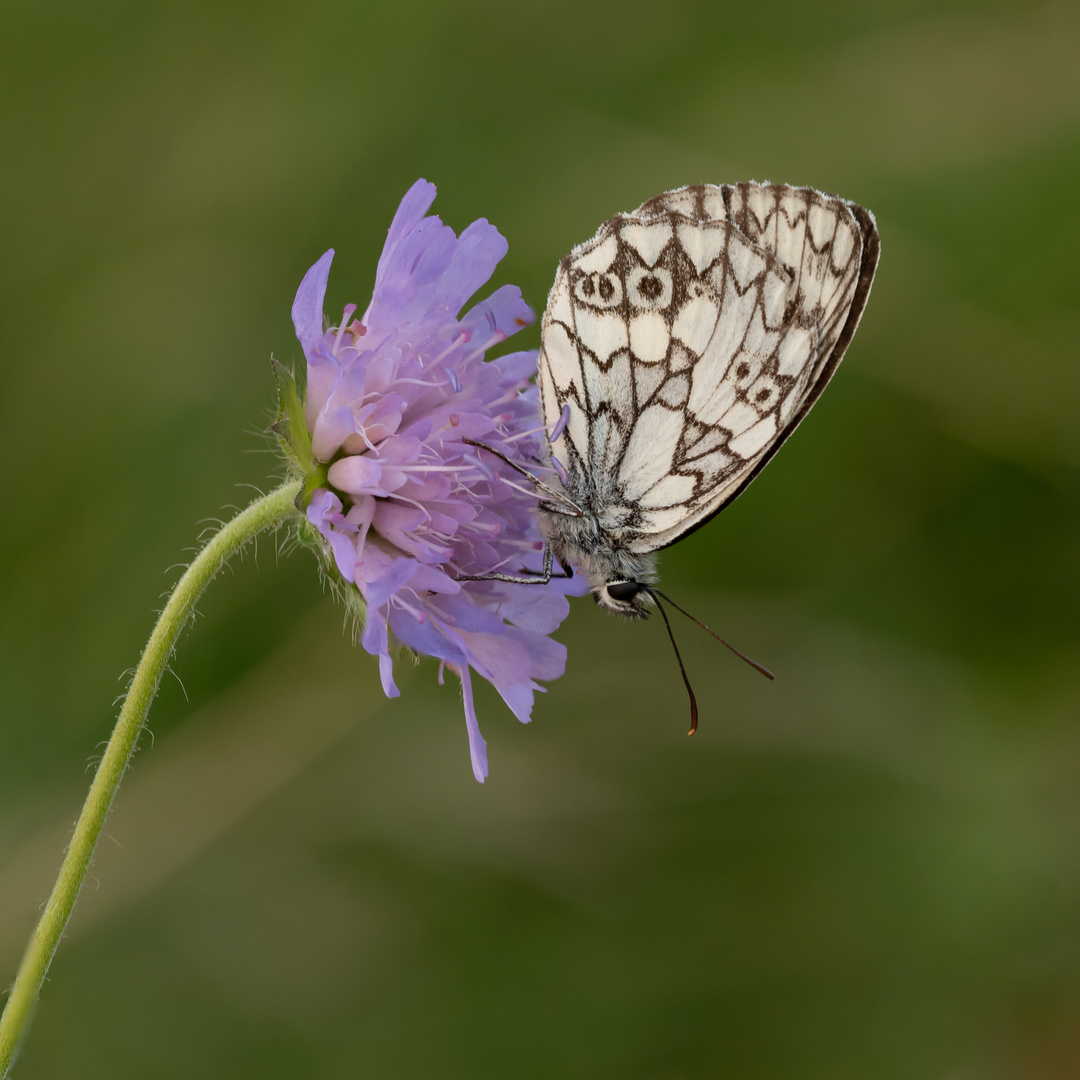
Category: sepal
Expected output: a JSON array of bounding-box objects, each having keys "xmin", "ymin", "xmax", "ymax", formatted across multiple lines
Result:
[{"xmin": 271, "ymin": 358, "xmax": 314, "ymax": 474}]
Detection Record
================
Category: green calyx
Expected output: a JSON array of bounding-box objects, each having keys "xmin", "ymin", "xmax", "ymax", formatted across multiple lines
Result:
[{"xmin": 270, "ymin": 359, "xmax": 328, "ymax": 508}]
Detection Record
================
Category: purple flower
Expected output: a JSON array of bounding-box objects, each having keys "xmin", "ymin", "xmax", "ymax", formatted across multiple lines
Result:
[{"xmin": 292, "ymin": 180, "xmax": 579, "ymax": 783}]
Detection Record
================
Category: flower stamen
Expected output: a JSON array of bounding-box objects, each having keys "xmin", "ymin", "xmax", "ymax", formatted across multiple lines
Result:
[{"xmin": 332, "ymin": 304, "xmax": 358, "ymax": 354}]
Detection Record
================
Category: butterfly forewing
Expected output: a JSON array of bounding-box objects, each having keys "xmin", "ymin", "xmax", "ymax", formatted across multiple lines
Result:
[{"xmin": 538, "ymin": 182, "xmax": 879, "ymax": 554}]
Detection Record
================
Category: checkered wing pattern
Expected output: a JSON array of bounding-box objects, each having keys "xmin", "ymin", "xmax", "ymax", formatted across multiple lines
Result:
[{"xmin": 538, "ymin": 182, "xmax": 879, "ymax": 554}]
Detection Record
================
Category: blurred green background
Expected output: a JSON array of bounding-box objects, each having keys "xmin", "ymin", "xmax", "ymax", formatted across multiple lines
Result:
[{"xmin": 1, "ymin": 1, "xmax": 1078, "ymax": 1077}]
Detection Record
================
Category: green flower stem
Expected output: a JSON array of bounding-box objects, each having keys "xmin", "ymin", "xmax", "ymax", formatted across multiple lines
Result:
[{"xmin": 0, "ymin": 479, "xmax": 303, "ymax": 1078}]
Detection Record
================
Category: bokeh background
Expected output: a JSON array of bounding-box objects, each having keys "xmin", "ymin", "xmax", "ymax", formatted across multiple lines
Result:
[{"xmin": 1, "ymin": 1, "xmax": 1078, "ymax": 1077}]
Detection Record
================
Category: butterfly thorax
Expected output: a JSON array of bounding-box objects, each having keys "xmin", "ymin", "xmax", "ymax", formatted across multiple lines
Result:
[{"xmin": 539, "ymin": 508, "xmax": 658, "ymax": 619}]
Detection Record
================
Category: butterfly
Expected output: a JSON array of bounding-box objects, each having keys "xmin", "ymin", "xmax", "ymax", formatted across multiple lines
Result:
[
  {"xmin": 461, "ymin": 182, "xmax": 879, "ymax": 729},
  {"xmin": 530, "ymin": 182, "xmax": 879, "ymax": 617}
]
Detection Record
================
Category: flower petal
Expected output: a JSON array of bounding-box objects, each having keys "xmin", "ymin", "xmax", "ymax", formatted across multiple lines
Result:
[
  {"xmin": 357, "ymin": 551, "xmax": 420, "ymax": 608},
  {"xmin": 373, "ymin": 178, "xmax": 438, "ymax": 291},
  {"xmin": 459, "ymin": 284, "xmax": 534, "ymax": 341},
  {"xmin": 454, "ymin": 627, "xmax": 538, "ymax": 724},
  {"xmin": 496, "ymin": 589, "xmax": 571, "ymax": 635},
  {"xmin": 457, "ymin": 664, "xmax": 488, "ymax": 784},
  {"xmin": 306, "ymin": 489, "xmax": 359, "ymax": 582},
  {"xmin": 360, "ymin": 611, "xmax": 400, "ymax": 698},
  {"xmin": 292, "ymin": 249, "xmax": 334, "ymax": 354},
  {"xmin": 328, "ymin": 455, "xmax": 384, "ymax": 496},
  {"xmin": 311, "ymin": 405, "xmax": 358, "ymax": 463},
  {"xmin": 440, "ymin": 219, "xmax": 508, "ymax": 311}
]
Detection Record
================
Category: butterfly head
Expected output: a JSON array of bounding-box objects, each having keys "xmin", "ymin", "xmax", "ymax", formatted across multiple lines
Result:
[{"xmin": 595, "ymin": 579, "xmax": 652, "ymax": 619}]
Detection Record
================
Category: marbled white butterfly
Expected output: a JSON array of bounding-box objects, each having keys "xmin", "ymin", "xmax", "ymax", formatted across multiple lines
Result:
[
  {"xmin": 464, "ymin": 182, "xmax": 879, "ymax": 728},
  {"xmin": 534, "ymin": 182, "xmax": 878, "ymax": 614}
]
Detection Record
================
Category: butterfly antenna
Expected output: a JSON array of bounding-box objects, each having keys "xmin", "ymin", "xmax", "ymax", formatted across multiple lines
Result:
[
  {"xmin": 649, "ymin": 590, "xmax": 700, "ymax": 736},
  {"xmin": 651, "ymin": 588, "xmax": 775, "ymax": 681}
]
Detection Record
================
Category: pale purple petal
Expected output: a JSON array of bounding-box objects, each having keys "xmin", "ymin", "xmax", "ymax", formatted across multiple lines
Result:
[
  {"xmin": 388, "ymin": 606, "xmax": 469, "ymax": 669},
  {"xmin": 507, "ymin": 627, "xmax": 568, "ymax": 682},
  {"xmin": 305, "ymin": 357, "xmax": 338, "ymax": 430},
  {"xmin": 489, "ymin": 349, "xmax": 542, "ymax": 385},
  {"xmin": 496, "ymin": 589, "xmax": 571, "ymax": 634},
  {"xmin": 311, "ymin": 405, "xmax": 358, "ymax": 463},
  {"xmin": 306, "ymin": 486, "xmax": 341, "ymax": 527},
  {"xmin": 361, "ymin": 612, "xmax": 400, "ymax": 698},
  {"xmin": 292, "ymin": 250, "xmax": 334, "ymax": 354},
  {"xmin": 306, "ymin": 489, "xmax": 359, "ymax": 583},
  {"xmin": 379, "ymin": 653, "xmax": 398, "ymax": 698},
  {"xmin": 373, "ymin": 179, "xmax": 437, "ymax": 289},
  {"xmin": 458, "ymin": 665, "xmax": 488, "ymax": 784},
  {"xmin": 497, "ymin": 681, "xmax": 538, "ymax": 727},
  {"xmin": 440, "ymin": 219, "xmax": 508, "ymax": 310},
  {"xmin": 358, "ymin": 553, "xmax": 419, "ymax": 608},
  {"xmin": 328, "ymin": 455, "xmax": 384, "ymax": 495},
  {"xmin": 328, "ymin": 533, "xmax": 358, "ymax": 583},
  {"xmin": 455, "ymin": 627, "xmax": 537, "ymax": 723},
  {"xmin": 409, "ymin": 562, "xmax": 460, "ymax": 594},
  {"xmin": 460, "ymin": 285, "xmax": 535, "ymax": 341},
  {"xmin": 409, "ymin": 222, "xmax": 459, "ymax": 289},
  {"xmin": 366, "ymin": 220, "xmax": 456, "ymax": 332}
]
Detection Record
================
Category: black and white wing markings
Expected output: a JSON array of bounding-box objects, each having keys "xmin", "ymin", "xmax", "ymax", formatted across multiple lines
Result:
[
  {"xmin": 677, "ymin": 182, "xmax": 879, "ymax": 537},
  {"xmin": 537, "ymin": 182, "xmax": 879, "ymax": 553},
  {"xmin": 539, "ymin": 206, "xmax": 790, "ymax": 520}
]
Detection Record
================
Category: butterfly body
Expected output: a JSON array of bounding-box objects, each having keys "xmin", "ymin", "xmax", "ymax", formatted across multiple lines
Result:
[
  {"xmin": 536, "ymin": 182, "xmax": 879, "ymax": 616},
  {"xmin": 540, "ymin": 506, "xmax": 660, "ymax": 618}
]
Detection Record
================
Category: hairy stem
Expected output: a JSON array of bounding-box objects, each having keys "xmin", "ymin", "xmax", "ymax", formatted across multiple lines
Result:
[{"xmin": 0, "ymin": 480, "xmax": 303, "ymax": 1077}]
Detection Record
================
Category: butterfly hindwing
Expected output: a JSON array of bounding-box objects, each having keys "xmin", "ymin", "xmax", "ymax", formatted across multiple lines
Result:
[{"xmin": 537, "ymin": 182, "xmax": 879, "ymax": 555}]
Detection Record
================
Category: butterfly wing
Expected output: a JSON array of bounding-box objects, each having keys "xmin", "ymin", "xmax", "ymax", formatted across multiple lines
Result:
[{"xmin": 537, "ymin": 182, "xmax": 879, "ymax": 553}]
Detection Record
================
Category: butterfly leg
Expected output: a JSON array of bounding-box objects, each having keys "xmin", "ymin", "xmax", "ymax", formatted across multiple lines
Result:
[
  {"xmin": 518, "ymin": 558, "xmax": 574, "ymax": 580},
  {"xmin": 462, "ymin": 437, "xmax": 583, "ymax": 517},
  {"xmin": 455, "ymin": 543, "xmax": 572, "ymax": 585}
]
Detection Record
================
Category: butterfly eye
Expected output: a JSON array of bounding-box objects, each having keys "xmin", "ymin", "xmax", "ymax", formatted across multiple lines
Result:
[
  {"xmin": 627, "ymin": 267, "xmax": 673, "ymax": 310},
  {"xmin": 574, "ymin": 272, "xmax": 622, "ymax": 308},
  {"xmin": 605, "ymin": 580, "xmax": 641, "ymax": 603}
]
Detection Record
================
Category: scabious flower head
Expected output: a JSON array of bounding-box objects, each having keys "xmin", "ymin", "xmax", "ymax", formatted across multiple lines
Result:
[{"xmin": 288, "ymin": 179, "xmax": 576, "ymax": 783}]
